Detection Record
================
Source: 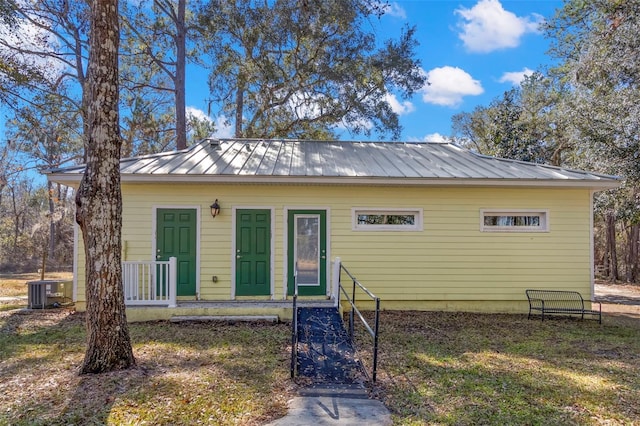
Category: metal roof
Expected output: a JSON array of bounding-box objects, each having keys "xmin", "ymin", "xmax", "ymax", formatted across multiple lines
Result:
[{"xmin": 46, "ymin": 138, "xmax": 621, "ymax": 189}]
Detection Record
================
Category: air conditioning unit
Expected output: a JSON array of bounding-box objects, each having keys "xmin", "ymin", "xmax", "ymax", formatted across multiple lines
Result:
[
  {"xmin": 27, "ymin": 281, "xmax": 48, "ymax": 309},
  {"xmin": 27, "ymin": 280, "xmax": 69, "ymax": 309},
  {"xmin": 45, "ymin": 281, "xmax": 64, "ymax": 298}
]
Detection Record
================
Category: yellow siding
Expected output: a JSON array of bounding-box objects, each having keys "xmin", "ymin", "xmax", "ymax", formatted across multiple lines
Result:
[{"xmin": 73, "ymin": 183, "xmax": 594, "ymax": 312}]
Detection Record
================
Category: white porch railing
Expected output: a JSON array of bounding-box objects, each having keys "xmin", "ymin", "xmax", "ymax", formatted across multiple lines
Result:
[{"xmin": 122, "ymin": 257, "xmax": 177, "ymax": 307}]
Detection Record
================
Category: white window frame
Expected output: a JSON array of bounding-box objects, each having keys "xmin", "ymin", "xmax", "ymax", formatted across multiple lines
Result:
[
  {"xmin": 352, "ymin": 207, "xmax": 423, "ymax": 232},
  {"xmin": 480, "ymin": 209, "xmax": 549, "ymax": 233}
]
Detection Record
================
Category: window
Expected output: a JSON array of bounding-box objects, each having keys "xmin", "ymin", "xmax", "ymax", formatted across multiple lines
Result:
[
  {"xmin": 353, "ymin": 208, "xmax": 423, "ymax": 231},
  {"xmin": 480, "ymin": 210, "xmax": 549, "ymax": 232}
]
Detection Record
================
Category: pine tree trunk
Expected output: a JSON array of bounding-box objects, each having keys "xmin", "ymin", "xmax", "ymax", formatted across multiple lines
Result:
[
  {"xmin": 235, "ymin": 78, "xmax": 245, "ymax": 138},
  {"xmin": 75, "ymin": 0, "xmax": 135, "ymax": 374},
  {"xmin": 47, "ymin": 180, "xmax": 55, "ymax": 259},
  {"xmin": 626, "ymin": 223, "xmax": 639, "ymax": 283},
  {"xmin": 10, "ymin": 186, "xmax": 20, "ymax": 251},
  {"xmin": 0, "ymin": 174, "xmax": 5, "ymax": 205},
  {"xmin": 606, "ymin": 211, "xmax": 619, "ymax": 281},
  {"xmin": 175, "ymin": 0, "xmax": 187, "ymax": 150}
]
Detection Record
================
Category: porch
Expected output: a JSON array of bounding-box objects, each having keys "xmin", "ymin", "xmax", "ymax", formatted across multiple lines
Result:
[
  {"xmin": 125, "ymin": 299, "xmax": 337, "ymax": 322},
  {"xmin": 122, "ymin": 257, "xmax": 341, "ymax": 322}
]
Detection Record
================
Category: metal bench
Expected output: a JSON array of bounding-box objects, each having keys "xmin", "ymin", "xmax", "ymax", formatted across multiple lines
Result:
[{"xmin": 526, "ymin": 289, "xmax": 602, "ymax": 323}]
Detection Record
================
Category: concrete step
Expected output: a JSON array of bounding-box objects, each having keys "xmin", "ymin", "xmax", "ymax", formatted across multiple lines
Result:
[
  {"xmin": 170, "ymin": 314, "xmax": 279, "ymax": 323},
  {"xmin": 297, "ymin": 383, "xmax": 368, "ymax": 398}
]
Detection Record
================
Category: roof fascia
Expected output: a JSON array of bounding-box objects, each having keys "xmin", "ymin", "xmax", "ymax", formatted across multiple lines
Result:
[{"xmin": 46, "ymin": 172, "xmax": 621, "ymax": 191}]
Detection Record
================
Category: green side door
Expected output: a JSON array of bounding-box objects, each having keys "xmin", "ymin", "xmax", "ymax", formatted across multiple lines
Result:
[
  {"xmin": 156, "ymin": 208, "xmax": 197, "ymax": 297},
  {"xmin": 235, "ymin": 209, "xmax": 271, "ymax": 296},
  {"xmin": 287, "ymin": 210, "xmax": 327, "ymax": 296}
]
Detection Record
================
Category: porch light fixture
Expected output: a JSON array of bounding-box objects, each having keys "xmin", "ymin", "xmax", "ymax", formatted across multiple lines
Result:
[{"xmin": 210, "ymin": 199, "xmax": 221, "ymax": 218}]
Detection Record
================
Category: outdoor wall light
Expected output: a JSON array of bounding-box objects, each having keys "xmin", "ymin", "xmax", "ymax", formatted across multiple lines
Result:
[{"xmin": 210, "ymin": 199, "xmax": 221, "ymax": 218}]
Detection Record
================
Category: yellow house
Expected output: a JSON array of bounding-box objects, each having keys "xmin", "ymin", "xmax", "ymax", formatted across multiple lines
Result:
[{"xmin": 47, "ymin": 139, "xmax": 620, "ymax": 321}]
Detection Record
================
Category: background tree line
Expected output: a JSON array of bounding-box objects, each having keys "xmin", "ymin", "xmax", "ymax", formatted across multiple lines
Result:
[
  {"xmin": 0, "ymin": 0, "xmax": 423, "ymax": 273},
  {"xmin": 0, "ymin": 0, "xmax": 638, "ymax": 283},
  {"xmin": 451, "ymin": 0, "xmax": 640, "ymax": 282}
]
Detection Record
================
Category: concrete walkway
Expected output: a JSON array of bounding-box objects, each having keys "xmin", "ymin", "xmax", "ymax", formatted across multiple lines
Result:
[
  {"xmin": 265, "ymin": 385, "xmax": 391, "ymax": 426},
  {"xmin": 0, "ymin": 296, "xmax": 27, "ymax": 302}
]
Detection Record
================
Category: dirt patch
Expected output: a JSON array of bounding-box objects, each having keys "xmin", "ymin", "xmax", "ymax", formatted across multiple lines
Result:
[{"xmin": 595, "ymin": 281, "xmax": 640, "ymax": 319}]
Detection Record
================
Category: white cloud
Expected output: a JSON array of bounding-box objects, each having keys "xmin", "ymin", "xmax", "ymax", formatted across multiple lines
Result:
[
  {"xmin": 406, "ymin": 133, "xmax": 448, "ymax": 142},
  {"xmin": 380, "ymin": 2, "xmax": 406, "ymax": 19},
  {"xmin": 455, "ymin": 0, "xmax": 543, "ymax": 53},
  {"xmin": 288, "ymin": 91, "xmax": 323, "ymax": 120},
  {"xmin": 336, "ymin": 116, "xmax": 374, "ymax": 134},
  {"xmin": 185, "ymin": 107, "xmax": 234, "ymax": 139},
  {"xmin": 384, "ymin": 93, "xmax": 414, "ymax": 115},
  {"xmin": 422, "ymin": 132, "xmax": 448, "ymax": 143},
  {"xmin": 0, "ymin": 16, "xmax": 65, "ymax": 82},
  {"xmin": 335, "ymin": 91, "xmax": 412, "ymax": 135},
  {"xmin": 420, "ymin": 66, "xmax": 484, "ymax": 107},
  {"xmin": 499, "ymin": 68, "xmax": 535, "ymax": 85},
  {"xmin": 212, "ymin": 116, "xmax": 234, "ymax": 139},
  {"xmin": 185, "ymin": 106, "xmax": 211, "ymax": 123}
]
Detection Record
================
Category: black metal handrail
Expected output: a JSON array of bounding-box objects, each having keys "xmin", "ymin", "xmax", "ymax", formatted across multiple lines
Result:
[
  {"xmin": 290, "ymin": 267, "xmax": 298, "ymax": 379},
  {"xmin": 337, "ymin": 262, "xmax": 380, "ymax": 383}
]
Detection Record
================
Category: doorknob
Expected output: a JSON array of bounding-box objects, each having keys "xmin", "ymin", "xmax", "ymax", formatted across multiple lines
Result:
[{"xmin": 236, "ymin": 255, "xmax": 242, "ymax": 259}]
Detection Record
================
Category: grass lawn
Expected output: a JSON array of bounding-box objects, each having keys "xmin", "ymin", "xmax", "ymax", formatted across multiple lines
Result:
[
  {"xmin": 1, "ymin": 270, "xmax": 638, "ymax": 424},
  {"xmin": 356, "ymin": 311, "xmax": 640, "ymax": 425},
  {"xmin": 0, "ymin": 309, "xmax": 293, "ymax": 425}
]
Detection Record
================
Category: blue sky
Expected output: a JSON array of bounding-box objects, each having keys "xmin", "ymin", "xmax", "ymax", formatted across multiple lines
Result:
[
  {"xmin": 1, "ymin": 0, "xmax": 564, "ymax": 189},
  {"xmin": 2, "ymin": 0, "xmax": 564, "ymax": 147},
  {"xmin": 187, "ymin": 0, "xmax": 564, "ymax": 142}
]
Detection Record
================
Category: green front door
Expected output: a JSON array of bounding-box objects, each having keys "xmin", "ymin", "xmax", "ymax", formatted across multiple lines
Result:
[
  {"xmin": 156, "ymin": 208, "xmax": 197, "ymax": 296},
  {"xmin": 287, "ymin": 210, "xmax": 327, "ymax": 296},
  {"xmin": 235, "ymin": 209, "xmax": 271, "ymax": 296}
]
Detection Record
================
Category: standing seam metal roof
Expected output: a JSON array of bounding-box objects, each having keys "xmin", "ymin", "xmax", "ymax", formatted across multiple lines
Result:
[{"xmin": 46, "ymin": 138, "xmax": 621, "ymax": 186}]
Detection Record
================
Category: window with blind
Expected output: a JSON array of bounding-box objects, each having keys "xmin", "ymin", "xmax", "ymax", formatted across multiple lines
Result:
[
  {"xmin": 353, "ymin": 208, "xmax": 423, "ymax": 231},
  {"xmin": 480, "ymin": 210, "xmax": 549, "ymax": 232}
]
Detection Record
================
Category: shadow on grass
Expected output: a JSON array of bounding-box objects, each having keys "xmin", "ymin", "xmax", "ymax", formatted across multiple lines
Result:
[
  {"xmin": 356, "ymin": 311, "xmax": 640, "ymax": 425},
  {"xmin": 0, "ymin": 308, "xmax": 99, "ymax": 425},
  {"xmin": 129, "ymin": 320, "xmax": 292, "ymax": 388},
  {"xmin": 0, "ymin": 308, "xmax": 84, "ymax": 370},
  {"xmin": 121, "ymin": 321, "xmax": 292, "ymax": 424},
  {"xmin": 0, "ymin": 313, "xmax": 292, "ymax": 425}
]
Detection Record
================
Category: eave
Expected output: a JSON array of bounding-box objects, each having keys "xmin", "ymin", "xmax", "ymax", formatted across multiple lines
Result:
[{"xmin": 46, "ymin": 172, "xmax": 622, "ymax": 191}]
